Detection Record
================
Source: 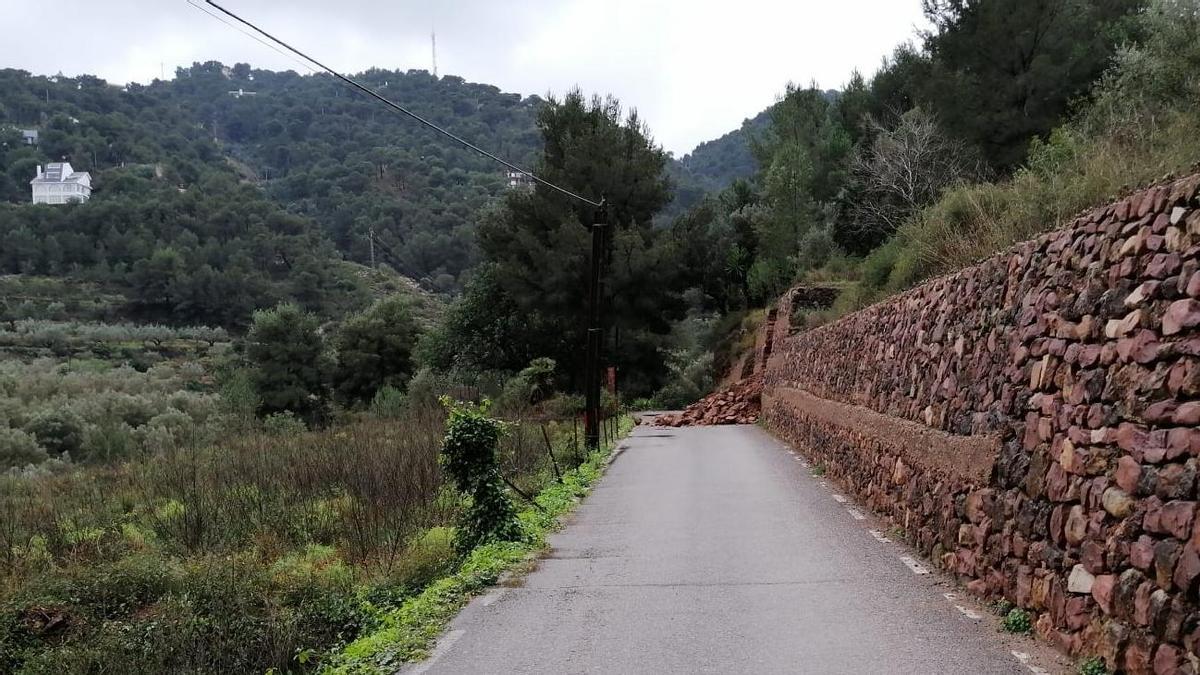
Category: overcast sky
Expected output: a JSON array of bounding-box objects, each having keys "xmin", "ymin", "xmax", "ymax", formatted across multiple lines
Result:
[{"xmin": 2, "ymin": 1, "xmax": 929, "ymax": 156}]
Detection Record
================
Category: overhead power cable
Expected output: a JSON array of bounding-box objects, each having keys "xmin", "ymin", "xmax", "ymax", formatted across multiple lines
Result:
[
  {"xmin": 186, "ymin": 0, "xmax": 317, "ymax": 75},
  {"xmin": 200, "ymin": 0, "xmax": 603, "ymax": 208}
]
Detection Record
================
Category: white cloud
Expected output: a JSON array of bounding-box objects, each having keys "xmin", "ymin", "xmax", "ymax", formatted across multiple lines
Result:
[{"xmin": 2, "ymin": 0, "xmax": 928, "ymax": 154}]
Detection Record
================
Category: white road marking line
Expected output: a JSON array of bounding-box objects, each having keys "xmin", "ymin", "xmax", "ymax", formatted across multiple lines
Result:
[
  {"xmin": 410, "ymin": 629, "xmax": 466, "ymax": 674},
  {"xmin": 845, "ymin": 507, "xmax": 866, "ymax": 521},
  {"xmin": 831, "ymin": 494, "xmax": 847, "ymax": 503},
  {"xmin": 955, "ymin": 605, "xmax": 982, "ymax": 620},
  {"xmin": 899, "ymin": 556, "xmax": 930, "ymax": 575},
  {"xmin": 868, "ymin": 529, "xmax": 892, "ymax": 543},
  {"xmin": 1011, "ymin": 651, "xmax": 1050, "ymax": 675},
  {"xmin": 480, "ymin": 589, "xmax": 506, "ymax": 606}
]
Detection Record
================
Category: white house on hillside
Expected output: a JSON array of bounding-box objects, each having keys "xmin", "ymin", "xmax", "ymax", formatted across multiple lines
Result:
[
  {"xmin": 30, "ymin": 162, "xmax": 91, "ymax": 204},
  {"xmin": 506, "ymin": 170, "xmax": 534, "ymax": 189}
]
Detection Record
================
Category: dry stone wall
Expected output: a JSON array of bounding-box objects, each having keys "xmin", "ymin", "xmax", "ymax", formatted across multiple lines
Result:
[{"xmin": 762, "ymin": 174, "xmax": 1200, "ymax": 674}]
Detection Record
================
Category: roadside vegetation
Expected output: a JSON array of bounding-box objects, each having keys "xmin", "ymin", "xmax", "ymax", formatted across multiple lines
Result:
[{"xmin": 0, "ymin": 370, "xmax": 630, "ymax": 672}]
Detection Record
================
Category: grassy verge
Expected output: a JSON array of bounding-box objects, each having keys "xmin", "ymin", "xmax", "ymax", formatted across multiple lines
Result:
[{"xmin": 324, "ymin": 414, "xmax": 635, "ymax": 674}]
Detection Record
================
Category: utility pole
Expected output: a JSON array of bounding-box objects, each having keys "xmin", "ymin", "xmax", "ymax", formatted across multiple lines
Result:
[
  {"xmin": 584, "ymin": 199, "xmax": 608, "ymax": 451},
  {"xmin": 368, "ymin": 226, "xmax": 377, "ymax": 270}
]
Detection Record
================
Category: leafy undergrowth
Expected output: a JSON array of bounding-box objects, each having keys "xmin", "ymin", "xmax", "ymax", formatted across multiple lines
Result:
[
  {"xmin": 0, "ymin": 404, "xmax": 617, "ymax": 673},
  {"xmin": 325, "ymin": 415, "xmax": 634, "ymax": 674}
]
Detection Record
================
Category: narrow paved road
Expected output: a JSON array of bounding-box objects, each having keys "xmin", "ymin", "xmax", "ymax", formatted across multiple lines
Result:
[{"xmin": 408, "ymin": 423, "xmax": 1066, "ymax": 674}]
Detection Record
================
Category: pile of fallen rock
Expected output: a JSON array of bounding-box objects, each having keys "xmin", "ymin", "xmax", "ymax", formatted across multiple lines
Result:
[{"xmin": 654, "ymin": 376, "xmax": 762, "ymax": 426}]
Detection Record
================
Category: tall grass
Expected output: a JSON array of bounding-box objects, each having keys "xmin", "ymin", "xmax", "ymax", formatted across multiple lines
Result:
[
  {"xmin": 0, "ymin": 396, "xmax": 600, "ymax": 673},
  {"xmin": 0, "ymin": 408, "xmax": 448, "ymax": 586},
  {"xmin": 903, "ymin": 112, "xmax": 1200, "ymax": 280}
]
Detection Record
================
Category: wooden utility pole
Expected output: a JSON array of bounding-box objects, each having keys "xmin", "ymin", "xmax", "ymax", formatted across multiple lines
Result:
[{"xmin": 584, "ymin": 200, "xmax": 608, "ymax": 450}]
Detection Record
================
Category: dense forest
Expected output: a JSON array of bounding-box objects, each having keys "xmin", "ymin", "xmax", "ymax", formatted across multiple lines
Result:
[
  {"xmin": 661, "ymin": 108, "xmax": 772, "ymax": 220},
  {"xmin": 0, "ymin": 64, "xmax": 548, "ymax": 296},
  {"xmin": 0, "ymin": 63, "xmax": 757, "ymax": 296}
]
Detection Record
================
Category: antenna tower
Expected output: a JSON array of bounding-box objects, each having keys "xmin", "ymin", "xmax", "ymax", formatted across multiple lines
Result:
[{"xmin": 431, "ymin": 30, "xmax": 438, "ymax": 78}]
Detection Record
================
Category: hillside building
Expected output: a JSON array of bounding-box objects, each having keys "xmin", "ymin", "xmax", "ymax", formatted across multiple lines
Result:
[
  {"xmin": 30, "ymin": 162, "xmax": 92, "ymax": 204},
  {"xmin": 506, "ymin": 170, "xmax": 534, "ymax": 189}
]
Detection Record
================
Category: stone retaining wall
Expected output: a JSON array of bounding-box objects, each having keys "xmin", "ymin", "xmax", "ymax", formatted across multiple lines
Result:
[{"xmin": 762, "ymin": 174, "xmax": 1200, "ymax": 674}]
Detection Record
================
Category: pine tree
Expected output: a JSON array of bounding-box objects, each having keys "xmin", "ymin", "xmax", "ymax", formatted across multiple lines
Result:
[
  {"xmin": 246, "ymin": 303, "xmax": 331, "ymax": 424},
  {"xmin": 332, "ymin": 296, "xmax": 419, "ymax": 406},
  {"xmin": 474, "ymin": 91, "xmax": 680, "ymax": 394}
]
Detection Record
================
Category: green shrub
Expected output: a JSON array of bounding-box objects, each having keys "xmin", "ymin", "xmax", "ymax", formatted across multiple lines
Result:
[
  {"xmin": 544, "ymin": 393, "xmax": 585, "ymax": 418},
  {"xmin": 627, "ymin": 397, "xmax": 655, "ymax": 411},
  {"xmin": 654, "ymin": 349, "xmax": 714, "ymax": 409},
  {"xmin": 370, "ymin": 386, "xmax": 407, "ymax": 419},
  {"xmin": 797, "ymin": 225, "xmax": 836, "ymax": 270},
  {"xmin": 80, "ymin": 419, "xmax": 136, "ymax": 462},
  {"xmin": 219, "ymin": 369, "xmax": 259, "ymax": 424},
  {"xmin": 332, "ymin": 296, "xmax": 419, "ymax": 407},
  {"xmin": 1078, "ymin": 656, "xmax": 1111, "ymax": 675},
  {"xmin": 498, "ymin": 357, "xmax": 558, "ymax": 410},
  {"xmin": 387, "ymin": 527, "xmax": 457, "ymax": 593},
  {"xmin": 1002, "ymin": 607, "xmax": 1033, "ymax": 634},
  {"xmin": 263, "ymin": 411, "xmax": 307, "ymax": 436},
  {"xmin": 139, "ymin": 409, "xmax": 196, "ymax": 453},
  {"xmin": 0, "ymin": 426, "xmax": 47, "ymax": 469},
  {"xmin": 439, "ymin": 399, "xmax": 521, "ymax": 554},
  {"xmin": 246, "ymin": 303, "xmax": 331, "ymax": 425},
  {"xmin": 25, "ymin": 409, "xmax": 86, "ymax": 457}
]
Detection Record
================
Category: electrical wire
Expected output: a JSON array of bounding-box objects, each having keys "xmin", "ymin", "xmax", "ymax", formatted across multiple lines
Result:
[
  {"xmin": 186, "ymin": 0, "xmax": 318, "ymax": 75},
  {"xmin": 201, "ymin": 0, "xmax": 603, "ymax": 208}
]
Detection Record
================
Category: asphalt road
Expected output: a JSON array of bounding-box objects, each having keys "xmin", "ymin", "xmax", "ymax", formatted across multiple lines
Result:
[{"xmin": 406, "ymin": 423, "xmax": 1067, "ymax": 675}]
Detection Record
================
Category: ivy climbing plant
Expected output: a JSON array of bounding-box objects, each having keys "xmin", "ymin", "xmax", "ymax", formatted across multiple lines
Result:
[{"xmin": 439, "ymin": 397, "xmax": 523, "ymax": 554}]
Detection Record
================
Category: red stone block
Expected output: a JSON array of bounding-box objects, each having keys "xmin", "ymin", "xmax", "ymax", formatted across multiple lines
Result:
[
  {"xmin": 1082, "ymin": 540, "xmax": 1107, "ymax": 574},
  {"xmin": 1135, "ymin": 580, "xmax": 1155, "ymax": 625},
  {"xmin": 1092, "ymin": 574, "xmax": 1117, "ymax": 614},
  {"xmin": 1117, "ymin": 456, "xmax": 1143, "ymax": 492},
  {"xmin": 1124, "ymin": 636, "xmax": 1154, "ymax": 675},
  {"xmin": 1173, "ymin": 402, "xmax": 1200, "ymax": 426},
  {"xmin": 1065, "ymin": 595, "xmax": 1093, "ymax": 630},
  {"xmin": 1167, "ymin": 359, "xmax": 1200, "ymax": 397},
  {"xmin": 1144, "ymin": 400, "xmax": 1181, "ymax": 424},
  {"xmin": 1156, "ymin": 502, "xmax": 1195, "ymax": 538},
  {"xmin": 1154, "ymin": 540, "xmax": 1183, "ymax": 589},
  {"xmin": 1152, "ymin": 643, "xmax": 1186, "ymax": 675},
  {"xmin": 1118, "ymin": 423, "xmax": 1152, "ymax": 458},
  {"xmin": 1186, "ymin": 270, "xmax": 1200, "ymax": 298},
  {"xmin": 1145, "ymin": 253, "xmax": 1183, "ymax": 279},
  {"xmin": 1172, "ymin": 547, "xmax": 1200, "ymax": 593},
  {"xmin": 1163, "ymin": 299, "xmax": 1200, "ymax": 336},
  {"xmin": 1164, "ymin": 428, "xmax": 1196, "ymax": 461},
  {"xmin": 1131, "ymin": 536, "xmax": 1156, "ymax": 571}
]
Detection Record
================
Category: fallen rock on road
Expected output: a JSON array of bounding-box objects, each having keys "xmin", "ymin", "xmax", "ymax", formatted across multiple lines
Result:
[{"xmin": 654, "ymin": 376, "xmax": 762, "ymax": 426}]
